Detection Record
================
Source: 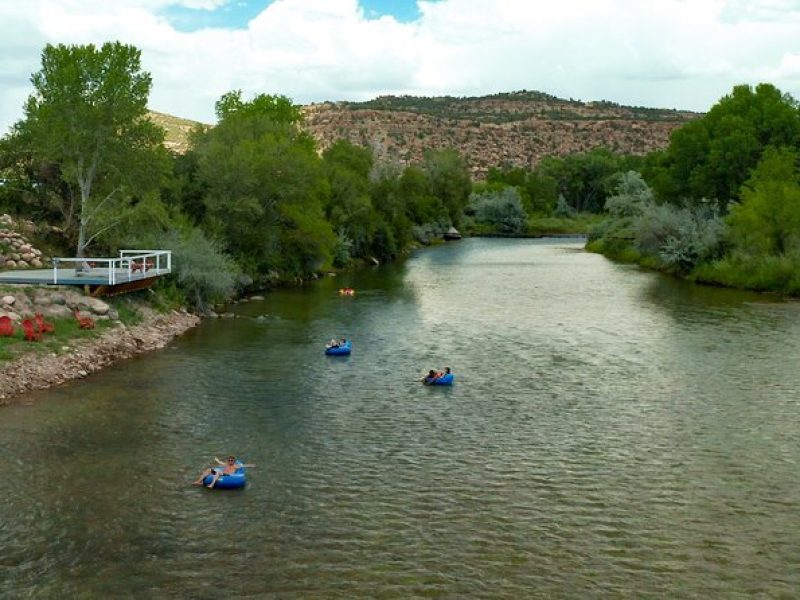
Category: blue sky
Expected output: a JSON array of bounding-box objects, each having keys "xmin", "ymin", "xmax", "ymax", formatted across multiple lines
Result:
[{"xmin": 163, "ymin": 0, "xmax": 425, "ymax": 31}]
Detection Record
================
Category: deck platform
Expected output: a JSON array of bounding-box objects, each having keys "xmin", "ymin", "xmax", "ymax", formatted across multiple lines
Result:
[
  {"xmin": 0, "ymin": 250, "xmax": 171, "ymax": 296},
  {"xmin": 0, "ymin": 268, "xmax": 160, "ymax": 286}
]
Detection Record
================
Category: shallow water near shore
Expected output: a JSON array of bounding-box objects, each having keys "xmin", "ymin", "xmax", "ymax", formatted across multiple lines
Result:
[{"xmin": 2, "ymin": 238, "xmax": 800, "ymax": 597}]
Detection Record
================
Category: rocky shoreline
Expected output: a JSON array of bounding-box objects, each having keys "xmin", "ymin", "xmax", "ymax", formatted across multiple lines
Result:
[{"xmin": 0, "ymin": 309, "xmax": 200, "ymax": 405}]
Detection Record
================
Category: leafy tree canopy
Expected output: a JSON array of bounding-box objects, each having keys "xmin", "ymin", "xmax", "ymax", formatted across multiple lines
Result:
[
  {"xmin": 423, "ymin": 148, "xmax": 471, "ymax": 225},
  {"xmin": 14, "ymin": 41, "xmax": 168, "ymax": 256},
  {"xmin": 646, "ymin": 83, "xmax": 800, "ymax": 209},
  {"xmin": 214, "ymin": 90, "xmax": 303, "ymax": 125},
  {"xmin": 193, "ymin": 91, "xmax": 334, "ymax": 278},
  {"xmin": 728, "ymin": 146, "xmax": 800, "ymax": 256}
]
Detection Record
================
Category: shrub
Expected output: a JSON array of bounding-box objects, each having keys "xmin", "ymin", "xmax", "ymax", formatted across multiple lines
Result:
[
  {"xmin": 553, "ymin": 194, "xmax": 574, "ymax": 218},
  {"xmin": 604, "ymin": 171, "xmax": 653, "ymax": 218},
  {"xmin": 693, "ymin": 250, "xmax": 800, "ymax": 294},
  {"xmin": 157, "ymin": 228, "xmax": 239, "ymax": 312},
  {"xmin": 467, "ymin": 187, "xmax": 527, "ymax": 233},
  {"xmin": 634, "ymin": 201, "xmax": 725, "ymax": 272}
]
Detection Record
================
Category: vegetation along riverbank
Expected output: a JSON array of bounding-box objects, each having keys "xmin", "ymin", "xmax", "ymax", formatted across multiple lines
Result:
[{"xmin": 1, "ymin": 42, "xmax": 799, "ymax": 401}]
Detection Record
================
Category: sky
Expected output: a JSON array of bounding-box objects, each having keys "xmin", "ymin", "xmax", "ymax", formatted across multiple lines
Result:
[{"xmin": 1, "ymin": 0, "xmax": 800, "ymax": 134}]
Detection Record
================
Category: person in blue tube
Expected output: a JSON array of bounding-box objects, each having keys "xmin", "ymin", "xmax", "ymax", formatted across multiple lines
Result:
[{"xmin": 192, "ymin": 455, "xmax": 239, "ymax": 488}]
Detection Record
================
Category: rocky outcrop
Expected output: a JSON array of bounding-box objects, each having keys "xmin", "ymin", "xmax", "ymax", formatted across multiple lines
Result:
[
  {"xmin": 302, "ymin": 92, "xmax": 700, "ymax": 178},
  {"xmin": 147, "ymin": 91, "xmax": 699, "ymax": 179},
  {"xmin": 0, "ymin": 213, "xmax": 47, "ymax": 270},
  {"xmin": 1, "ymin": 287, "xmax": 118, "ymax": 322},
  {"xmin": 0, "ymin": 309, "xmax": 200, "ymax": 404}
]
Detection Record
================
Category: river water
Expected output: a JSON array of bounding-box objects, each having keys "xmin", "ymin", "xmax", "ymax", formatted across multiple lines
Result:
[{"xmin": 1, "ymin": 238, "xmax": 799, "ymax": 598}]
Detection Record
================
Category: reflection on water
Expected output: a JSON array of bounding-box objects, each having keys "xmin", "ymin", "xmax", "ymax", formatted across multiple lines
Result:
[{"xmin": 1, "ymin": 238, "xmax": 799, "ymax": 597}]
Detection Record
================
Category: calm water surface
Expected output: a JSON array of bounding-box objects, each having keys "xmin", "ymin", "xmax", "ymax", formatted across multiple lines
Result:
[{"xmin": 1, "ymin": 238, "xmax": 799, "ymax": 598}]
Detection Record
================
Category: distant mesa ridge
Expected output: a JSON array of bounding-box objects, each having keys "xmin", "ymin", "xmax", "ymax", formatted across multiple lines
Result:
[{"xmin": 149, "ymin": 90, "xmax": 700, "ymax": 177}]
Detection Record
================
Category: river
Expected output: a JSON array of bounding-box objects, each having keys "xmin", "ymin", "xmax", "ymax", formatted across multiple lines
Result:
[{"xmin": 1, "ymin": 238, "xmax": 799, "ymax": 598}]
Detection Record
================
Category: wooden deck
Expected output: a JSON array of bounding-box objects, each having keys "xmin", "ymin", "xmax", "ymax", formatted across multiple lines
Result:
[
  {"xmin": 0, "ymin": 267, "xmax": 160, "ymax": 286},
  {"xmin": 0, "ymin": 250, "xmax": 171, "ymax": 296}
]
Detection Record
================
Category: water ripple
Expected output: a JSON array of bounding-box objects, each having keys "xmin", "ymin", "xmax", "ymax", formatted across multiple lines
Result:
[{"xmin": 2, "ymin": 239, "xmax": 800, "ymax": 597}]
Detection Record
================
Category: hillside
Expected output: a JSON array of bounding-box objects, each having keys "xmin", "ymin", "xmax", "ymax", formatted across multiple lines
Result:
[
  {"xmin": 303, "ymin": 91, "xmax": 699, "ymax": 177},
  {"xmin": 150, "ymin": 90, "xmax": 700, "ymax": 176},
  {"xmin": 148, "ymin": 110, "xmax": 203, "ymax": 153}
]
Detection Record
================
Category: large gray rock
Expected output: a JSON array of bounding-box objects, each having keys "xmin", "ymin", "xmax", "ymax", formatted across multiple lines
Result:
[
  {"xmin": 32, "ymin": 294, "xmax": 52, "ymax": 306},
  {"xmin": 79, "ymin": 297, "xmax": 110, "ymax": 315},
  {"xmin": 1, "ymin": 295, "xmax": 15, "ymax": 306},
  {"xmin": 50, "ymin": 293, "xmax": 67, "ymax": 305},
  {"xmin": 41, "ymin": 304, "xmax": 73, "ymax": 319}
]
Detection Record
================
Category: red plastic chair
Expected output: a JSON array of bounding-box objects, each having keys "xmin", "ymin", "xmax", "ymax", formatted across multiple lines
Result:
[
  {"xmin": 21, "ymin": 318, "xmax": 41, "ymax": 341},
  {"xmin": 35, "ymin": 312, "xmax": 55, "ymax": 333},
  {"xmin": 0, "ymin": 315, "xmax": 14, "ymax": 337}
]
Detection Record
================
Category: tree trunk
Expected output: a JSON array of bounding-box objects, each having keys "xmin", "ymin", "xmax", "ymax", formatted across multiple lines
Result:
[{"xmin": 76, "ymin": 177, "xmax": 90, "ymax": 258}]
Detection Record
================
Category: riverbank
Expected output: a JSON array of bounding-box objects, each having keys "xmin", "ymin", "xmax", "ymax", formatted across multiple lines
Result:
[{"xmin": 0, "ymin": 308, "xmax": 199, "ymax": 405}]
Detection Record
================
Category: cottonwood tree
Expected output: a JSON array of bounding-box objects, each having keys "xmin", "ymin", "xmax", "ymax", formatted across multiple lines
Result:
[
  {"xmin": 192, "ymin": 91, "xmax": 335, "ymax": 278},
  {"xmin": 15, "ymin": 42, "xmax": 168, "ymax": 256}
]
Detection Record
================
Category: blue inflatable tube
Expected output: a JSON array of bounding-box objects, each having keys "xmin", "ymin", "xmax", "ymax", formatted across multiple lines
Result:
[
  {"xmin": 325, "ymin": 340, "xmax": 351, "ymax": 355},
  {"xmin": 202, "ymin": 462, "xmax": 246, "ymax": 489},
  {"xmin": 425, "ymin": 373, "xmax": 454, "ymax": 386}
]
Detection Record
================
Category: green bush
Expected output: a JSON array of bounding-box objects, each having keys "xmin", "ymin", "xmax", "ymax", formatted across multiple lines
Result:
[
  {"xmin": 158, "ymin": 228, "xmax": 239, "ymax": 312},
  {"xmin": 466, "ymin": 187, "xmax": 527, "ymax": 233},
  {"xmin": 692, "ymin": 251, "xmax": 800, "ymax": 294},
  {"xmin": 634, "ymin": 201, "xmax": 725, "ymax": 272},
  {"xmin": 604, "ymin": 171, "xmax": 653, "ymax": 218}
]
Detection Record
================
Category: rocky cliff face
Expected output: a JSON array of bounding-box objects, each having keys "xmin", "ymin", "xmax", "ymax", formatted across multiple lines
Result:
[
  {"xmin": 302, "ymin": 91, "xmax": 699, "ymax": 177},
  {"xmin": 150, "ymin": 91, "xmax": 700, "ymax": 178}
]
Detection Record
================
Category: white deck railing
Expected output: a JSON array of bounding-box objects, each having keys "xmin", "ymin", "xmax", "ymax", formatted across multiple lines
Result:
[{"xmin": 52, "ymin": 250, "xmax": 172, "ymax": 285}]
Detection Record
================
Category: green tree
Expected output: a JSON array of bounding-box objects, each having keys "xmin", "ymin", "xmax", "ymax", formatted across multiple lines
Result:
[
  {"xmin": 14, "ymin": 42, "xmax": 169, "ymax": 256},
  {"xmin": 647, "ymin": 83, "xmax": 800, "ymax": 208},
  {"xmin": 322, "ymin": 140, "xmax": 376, "ymax": 259},
  {"xmin": 537, "ymin": 149, "xmax": 627, "ymax": 213},
  {"xmin": 193, "ymin": 92, "xmax": 335, "ymax": 278},
  {"xmin": 397, "ymin": 165, "xmax": 444, "ymax": 223},
  {"xmin": 727, "ymin": 146, "xmax": 800, "ymax": 256},
  {"xmin": 214, "ymin": 90, "xmax": 302, "ymax": 124},
  {"xmin": 368, "ymin": 165, "xmax": 413, "ymax": 258},
  {"xmin": 423, "ymin": 148, "xmax": 472, "ymax": 225}
]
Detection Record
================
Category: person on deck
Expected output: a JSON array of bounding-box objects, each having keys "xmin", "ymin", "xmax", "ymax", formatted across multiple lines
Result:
[{"xmin": 192, "ymin": 455, "xmax": 240, "ymax": 488}]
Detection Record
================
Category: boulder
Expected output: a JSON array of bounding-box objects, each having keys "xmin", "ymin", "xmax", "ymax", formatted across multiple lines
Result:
[
  {"xmin": 5, "ymin": 311, "xmax": 20, "ymax": 323},
  {"xmin": 32, "ymin": 294, "xmax": 53, "ymax": 306},
  {"xmin": 79, "ymin": 297, "xmax": 110, "ymax": 315},
  {"xmin": 4, "ymin": 260, "xmax": 16, "ymax": 269},
  {"xmin": 50, "ymin": 293, "xmax": 67, "ymax": 305},
  {"xmin": 31, "ymin": 259, "xmax": 43, "ymax": 268},
  {"xmin": 41, "ymin": 304, "xmax": 73, "ymax": 319},
  {"xmin": 1, "ymin": 295, "xmax": 15, "ymax": 306}
]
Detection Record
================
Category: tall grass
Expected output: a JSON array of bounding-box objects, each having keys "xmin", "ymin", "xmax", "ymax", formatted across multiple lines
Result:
[{"xmin": 692, "ymin": 252, "xmax": 800, "ymax": 295}]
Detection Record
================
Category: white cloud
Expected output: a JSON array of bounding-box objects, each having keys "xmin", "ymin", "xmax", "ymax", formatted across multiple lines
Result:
[{"xmin": 1, "ymin": 0, "xmax": 800, "ymax": 134}]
